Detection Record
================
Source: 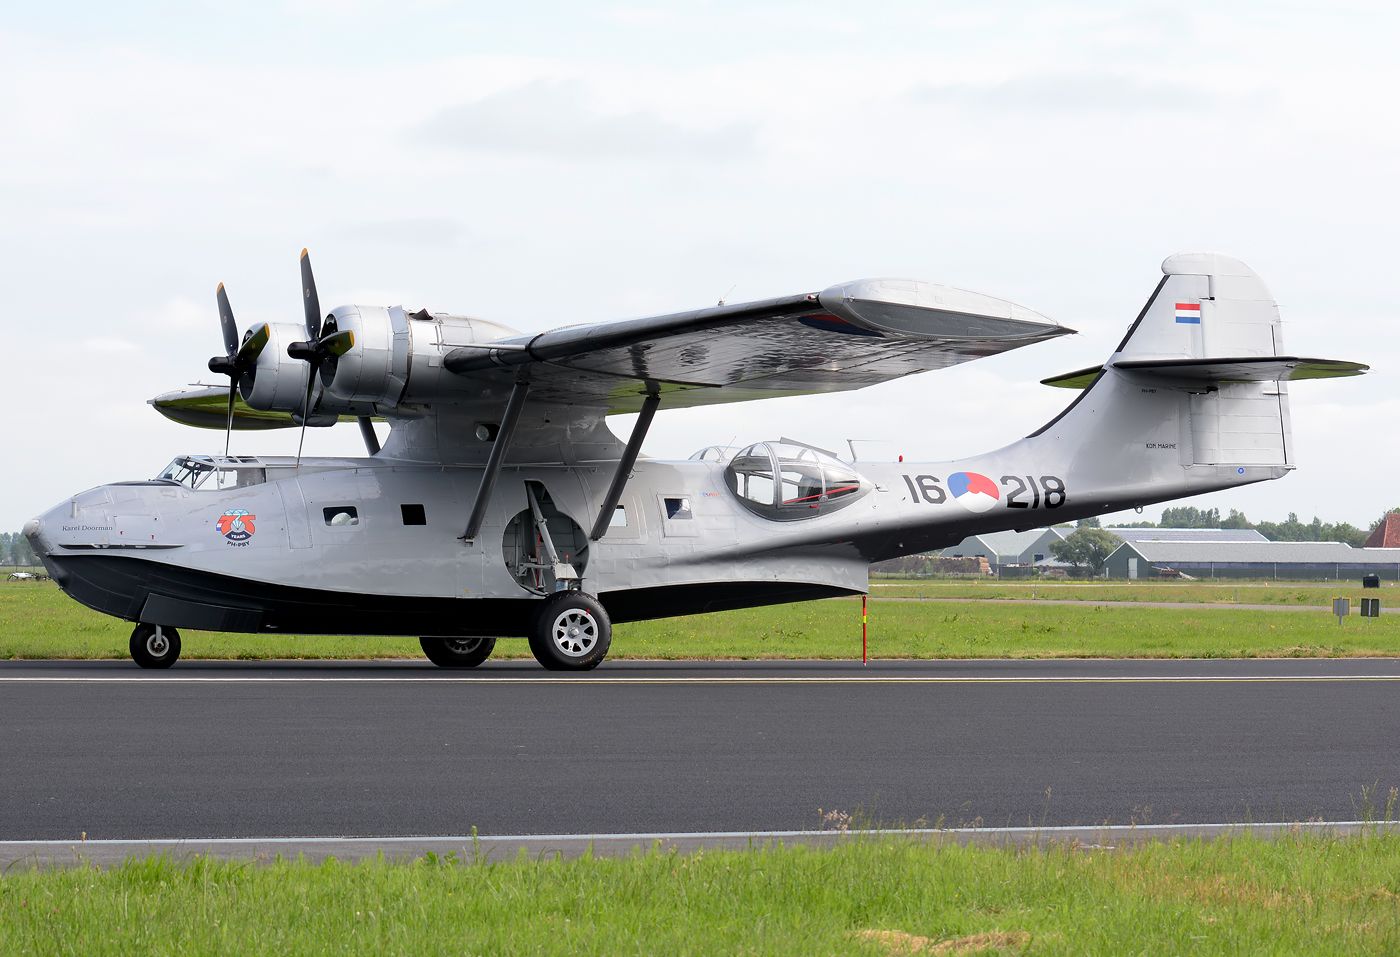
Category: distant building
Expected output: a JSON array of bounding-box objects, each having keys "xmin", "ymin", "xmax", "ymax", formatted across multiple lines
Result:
[
  {"xmin": 940, "ymin": 527, "xmax": 1070, "ymax": 571},
  {"xmin": 1365, "ymin": 513, "xmax": 1400, "ymax": 548},
  {"xmin": 1104, "ymin": 539, "xmax": 1400, "ymax": 580}
]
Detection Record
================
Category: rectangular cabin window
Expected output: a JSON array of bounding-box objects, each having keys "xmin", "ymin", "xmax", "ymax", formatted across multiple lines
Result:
[
  {"xmin": 609, "ymin": 506, "xmax": 627, "ymax": 528},
  {"xmin": 323, "ymin": 506, "xmax": 359, "ymax": 527},
  {"xmin": 664, "ymin": 497, "xmax": 692, "ymax": 520},
  {"xmin": 401, "ymin": 504, "xmax": 427, "ymax": 526}
]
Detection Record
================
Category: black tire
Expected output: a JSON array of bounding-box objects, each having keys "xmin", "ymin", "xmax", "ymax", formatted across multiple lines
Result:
[
  {"xmin": 528, "ymin": 592, "xmax": 611, "ymax": 671},
  {"xmin": 419, "ymin": 635, "xmax": 497, "ymax": 668},
  {"xmin": 130, "ymin": 623, "xmax": 181, "ymax": 669}
]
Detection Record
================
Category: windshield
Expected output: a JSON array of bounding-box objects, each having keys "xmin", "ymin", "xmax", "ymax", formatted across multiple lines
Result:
[
  {"xmin": 155, "ymin": 456, "xmax": 267, "ymax": 490},
  {"xmin": 157, "ymin": 456, "xmax": 216, "ymax": 489}
]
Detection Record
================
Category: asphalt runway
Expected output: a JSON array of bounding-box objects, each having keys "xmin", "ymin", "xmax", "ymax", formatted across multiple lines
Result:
[{"xmin": 5, "ymin": 658, "xmax": 1400, "ymax": 858}]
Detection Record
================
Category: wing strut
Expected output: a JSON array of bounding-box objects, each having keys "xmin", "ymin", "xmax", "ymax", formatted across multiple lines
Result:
[
  {"xmin": 460, "ymin": 377, "xmax": 531, "ymax": 542},
  {"xmin": 589, "ymin": 391, "xmax": 661, "ymax": 541},
  {"xmin": 357, "ymin": 416, "xmax": 381, "ymax": 455}
]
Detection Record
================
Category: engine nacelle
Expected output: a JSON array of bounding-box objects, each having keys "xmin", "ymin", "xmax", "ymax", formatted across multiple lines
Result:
[
  {"xmin": 240, "ymin": 322, "xmax": 317, "ymax": 413},
  {"xmin": 319, "ymin": 304, "xmax": 524, "ymax": 410},
  {"xmin": 319, "ymin": 305, "xmax": 407, "ymax": 407}
]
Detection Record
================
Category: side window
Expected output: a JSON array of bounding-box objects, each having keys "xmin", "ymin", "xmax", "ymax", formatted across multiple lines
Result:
[
  {"xmin": 609, "ymin": 506, "xmax": 627, "ymax": 528},
  {"xmin": 664, "ymin": 497, "xmax": 692, "ymax": 520},
  {"xmin": 323, "ymin": 506, "xmax": 359, "ymax": 527},
  {"xmin": 400, "ymin": 504, "xmax": 426, "ymax": 526}
]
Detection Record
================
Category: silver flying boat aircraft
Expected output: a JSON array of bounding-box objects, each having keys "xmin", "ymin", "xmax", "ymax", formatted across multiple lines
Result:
[{"xmin": 25, "ymin": 252, "xmax": 1365, "ymax": 669}]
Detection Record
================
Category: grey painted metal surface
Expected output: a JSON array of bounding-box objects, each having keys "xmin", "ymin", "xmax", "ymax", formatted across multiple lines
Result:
[{"xmin": 24, "ymin": 254, "xmax": 1366, "ymax": 659}]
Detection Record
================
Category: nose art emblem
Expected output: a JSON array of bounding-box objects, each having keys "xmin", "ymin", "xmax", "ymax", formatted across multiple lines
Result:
[{"xmin": 215, "ymin": 508, "xmax": 257, "ymax": 545}]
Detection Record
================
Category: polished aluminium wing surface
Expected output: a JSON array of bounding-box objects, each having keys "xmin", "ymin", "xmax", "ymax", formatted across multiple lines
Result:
[{"xmin": 444, "ymin": 279, "xmax": 1073, "ymax": 413}]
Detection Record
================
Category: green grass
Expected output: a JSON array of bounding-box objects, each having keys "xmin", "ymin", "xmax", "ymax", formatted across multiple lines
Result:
[
  {"xmin": 4, "ymin": 837, "xmax": 1400, "ymax": 955},
  {"xmin": 4, "ymin": 579, "xmax": 1400, "ymax": 660},
  {"xmin": 872, "ymin": 579, "xmax": 1392, "ymax": 605}
]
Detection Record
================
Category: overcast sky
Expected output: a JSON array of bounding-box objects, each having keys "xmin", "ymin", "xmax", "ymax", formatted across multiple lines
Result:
[{"xmin": 2, "ymin": 2, "xmax": 1396, "ymax": 531}]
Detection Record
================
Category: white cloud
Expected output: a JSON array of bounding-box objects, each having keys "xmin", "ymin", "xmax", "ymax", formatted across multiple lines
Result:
[
  {"xmin": 79, "ymin": 336, "xmax": 140, "ymax": 353},
  {"xmin": 415, "ymin": 79, "xmax": 758, "ymax": 160}
]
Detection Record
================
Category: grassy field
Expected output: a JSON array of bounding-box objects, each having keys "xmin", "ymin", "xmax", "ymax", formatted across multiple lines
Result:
[
  {"xmin": 4, "ymin": 836, "xmax": 1400, "ymax": 955},
  {"xmin": 4, "ymin": 579, "xmax": 1400, "ymax": 660},
  {"xmin": 872, "ymin": 579, "xmax": 1393, "ymax": 605}
]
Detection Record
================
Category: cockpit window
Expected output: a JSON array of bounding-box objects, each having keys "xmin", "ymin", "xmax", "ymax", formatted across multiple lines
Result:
[
  {"xmin": 689, "ymin": 445, "xmax": 737, "ymax": 464},
  {"xmin": 155, "ymin": 456, "xmax": 267, "ymax": 491},
  {"xmin": 157, "ymin": 457, "xmax": 216, "ymax": 489},
  {"xmin": 724, "ymin": 442, "xmax": 868, "ymax": 521}
]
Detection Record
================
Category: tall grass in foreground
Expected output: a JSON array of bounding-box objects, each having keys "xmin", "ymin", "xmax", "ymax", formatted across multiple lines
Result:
[{"xmin": 3, "ymin": 836, "xmax": 1400, "ymax": 955}]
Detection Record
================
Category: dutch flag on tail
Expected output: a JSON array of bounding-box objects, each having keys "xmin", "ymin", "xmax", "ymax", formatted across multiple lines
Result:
[{"xmin": 1175, "ymin": 302, "xmax": 1202, "ymax": 324}]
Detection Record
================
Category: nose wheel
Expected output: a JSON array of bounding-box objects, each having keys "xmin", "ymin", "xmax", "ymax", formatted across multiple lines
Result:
[
  {"xmin": 419, "ymin": 635, "xmax": 497, "ymax": 668},
  {"xmin": 130, "ymin": 623, "xmax": 181, "ymax": 669},
  {"xmin": 528, "ymin": 592, "xmax": 612, "ymax": 670}
]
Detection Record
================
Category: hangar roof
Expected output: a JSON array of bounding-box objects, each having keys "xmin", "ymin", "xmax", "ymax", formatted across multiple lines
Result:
[
  {"xmin": 1365, "ymin": 513, "xmax": 1400, "ymax": 548},
  {"xmin": 1104, "ymin": 527, "xmax": 1268, "ymax": 544},
  {"xmin": 1115, "ymin": 540, "xmax": 1400, "ymax": 564}
]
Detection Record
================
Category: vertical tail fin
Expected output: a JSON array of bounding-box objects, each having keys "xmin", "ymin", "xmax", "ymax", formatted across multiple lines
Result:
[
  {"xmin": 1024, "ymin": 254, "xmax": 1363, "ymax": 513},
  {"xmin": 1113, "ymin": 253, "xmax": 1283, "ymax": 362}
]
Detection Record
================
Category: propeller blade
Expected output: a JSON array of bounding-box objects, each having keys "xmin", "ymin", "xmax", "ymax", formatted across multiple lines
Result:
[
  {"xmin": 294, "ymin": 360, "xmax": 317, "ymax": 466},
  {"xmin": 236, "ymin": 323, "xmax": 271, "ymax": 364},
  {"xmin": 299, "ymin": 248, "xmax": 321, "ymax": 340},
  {"xmin": 224, "ymin": 382, "xmax": 238, "ymax": 457},
  {"xmin": 216, "ymin": 283, "xmax": 239, "ymax": 357},
  {"xmin": 322, "ymin": 329, "xmax": 355, "ymax": 358}
]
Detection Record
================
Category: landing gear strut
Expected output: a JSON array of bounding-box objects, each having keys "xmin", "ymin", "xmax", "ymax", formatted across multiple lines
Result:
[
  {"xmin": 419, "ymin": 636, "xmax": 497, "ymax": 668},
  {"xmin": 130, "ymin": 623, "xmax": 181, "ymax": 669},
  {"xmin": 528, "ymin": 592, "xmax": 612, "ymax": 670}
]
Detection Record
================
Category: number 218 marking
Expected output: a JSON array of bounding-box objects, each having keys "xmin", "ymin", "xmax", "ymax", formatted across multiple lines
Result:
[{"xmin": 1002, "ymin": 475, "xmax": 1065, "ymax": 509}]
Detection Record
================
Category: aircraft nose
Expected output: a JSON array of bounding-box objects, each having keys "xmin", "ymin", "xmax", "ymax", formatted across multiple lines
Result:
[{"xmin": 23, "ymin": 517, "xmax": 47, "ymax": 558}]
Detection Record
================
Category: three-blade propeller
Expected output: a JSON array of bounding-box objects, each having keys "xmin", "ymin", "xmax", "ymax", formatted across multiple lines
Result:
[
  {"xmin": 285, "ymin": 249, "xmax": 354, "ymax": 462},
  {"xmin": 206, "ymin": 285, "xmax": 271, "ymax": 456}
]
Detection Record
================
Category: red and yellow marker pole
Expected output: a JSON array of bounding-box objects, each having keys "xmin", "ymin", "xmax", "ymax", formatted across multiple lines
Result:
[{"xmin": 862, "ymin": 594, "xmax": 868, "ymax": 665}]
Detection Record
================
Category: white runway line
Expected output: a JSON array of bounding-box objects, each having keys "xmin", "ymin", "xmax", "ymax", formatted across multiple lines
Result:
[
  {"xmin": 2, "ymin": 820, "xmax": 1394, "ymax": 849},
  {"xmin": 3, "ymin": 674, "xmax": 1400, "ymax": 685}
]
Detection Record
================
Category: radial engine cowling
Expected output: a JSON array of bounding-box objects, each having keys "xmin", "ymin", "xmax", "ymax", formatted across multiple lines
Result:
[
  {"xmin": 239, "ymin": 322, "xmax": 315, "ymax": 412},
  {"xmin": 318, "ymin": 305, "xmax": 408, "ymax": 408}
]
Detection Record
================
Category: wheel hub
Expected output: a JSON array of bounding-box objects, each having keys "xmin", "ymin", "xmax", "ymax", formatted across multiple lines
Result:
[
  {"xmin": 146, "ymin": 630, "xmax": 169, "ymax": 657},
  {"xmin": 551, "ymin": 609, "xmax": 598, "ymax": 657}
]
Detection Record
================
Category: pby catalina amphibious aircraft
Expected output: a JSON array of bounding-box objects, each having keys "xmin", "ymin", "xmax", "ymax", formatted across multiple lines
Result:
[{"xmin": 25, "ymin": 252, "xmax": 1365, "ymax": 669}]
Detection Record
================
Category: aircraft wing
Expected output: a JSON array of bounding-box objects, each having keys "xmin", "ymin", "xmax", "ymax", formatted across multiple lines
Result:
[{"xmin": 446, "ymin": 279, "xmax": 1072, "ymax": 413}]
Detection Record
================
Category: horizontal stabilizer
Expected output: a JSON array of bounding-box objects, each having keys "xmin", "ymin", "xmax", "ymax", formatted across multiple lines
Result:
[
  {"xmin": 1040, "ymin": 365, "xmax": 1102, "ymax": 389},
  {"xmin": 1043, "ymin": 356, "xmax": 1367, "ymax": 389}
]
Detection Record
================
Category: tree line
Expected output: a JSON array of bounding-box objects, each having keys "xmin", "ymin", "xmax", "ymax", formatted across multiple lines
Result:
[{"xmin": 1, "ymin": 532, "xmax": 39, "ymax": 567}]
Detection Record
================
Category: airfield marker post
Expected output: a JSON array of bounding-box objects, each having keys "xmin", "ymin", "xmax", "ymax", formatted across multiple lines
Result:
[{"xmin": 862, "ymin": 595, "xmax": 868, "ymax": 665}]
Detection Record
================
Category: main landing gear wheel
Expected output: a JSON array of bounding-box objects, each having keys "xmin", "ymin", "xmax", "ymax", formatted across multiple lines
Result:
[
  {"xmin": 130, "ymin": 623, "xmax": 181, "ymax": 669},
  {"xmin": 419, "ymin": 636, "xmax": 497, "ymax": 668},
  {"xmin": 528, "ymin": 592, "xmax": 612, "ymax": 671}
]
